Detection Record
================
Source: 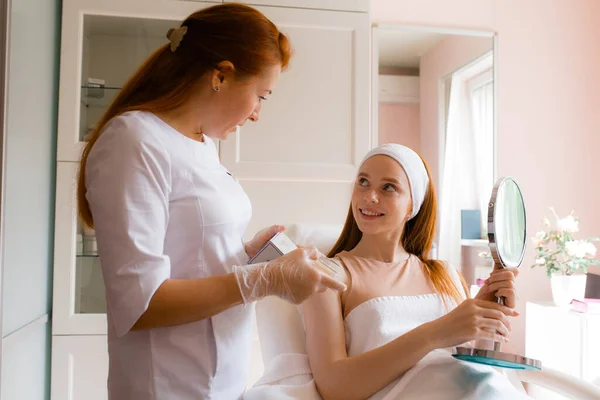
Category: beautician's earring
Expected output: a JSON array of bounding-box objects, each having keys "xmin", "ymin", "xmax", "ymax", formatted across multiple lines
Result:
[{"xmin": 213, "ymin": 86, "xmax": 220, "ymax": 92}]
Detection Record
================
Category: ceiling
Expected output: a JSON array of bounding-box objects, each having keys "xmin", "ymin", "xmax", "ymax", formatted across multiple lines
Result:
[{"xmin": 378, "ymin": 29, "xmax": 445, "ymax": 69}]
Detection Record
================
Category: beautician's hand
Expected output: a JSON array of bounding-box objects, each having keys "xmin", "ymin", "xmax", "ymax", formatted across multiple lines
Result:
[
  {"xmin": 244, "ymin": 225, "xmax": 285, "ymax": 259},
  {"xmin": 425, "ymin": 299, "xmax": 519, "ymax": 349},
  {"xmin": 233, "ymin": 246, "xmax": 347, "ymax": 305},
  {"xmin": 475, "ymin": 267, "xmax": 519, "ymax": 308}
]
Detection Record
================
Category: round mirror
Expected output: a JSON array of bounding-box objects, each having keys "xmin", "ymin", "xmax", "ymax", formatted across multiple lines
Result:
[
  {"xmin": 488, "ymin": 177, "xmax": 526, "ymax": 268},
  {"xmin": 453, "ymin": 177, "xmax": 541, "ymax": 372}
]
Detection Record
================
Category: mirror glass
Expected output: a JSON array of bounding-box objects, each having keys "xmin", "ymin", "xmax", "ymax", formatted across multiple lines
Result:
[
  {"xmin": 493, "ymin": 178, "xmax": 526, "ymax": 268},
  {"xmin": 374, "ymin": 25, "xmax": 495, "ymax": 286}
]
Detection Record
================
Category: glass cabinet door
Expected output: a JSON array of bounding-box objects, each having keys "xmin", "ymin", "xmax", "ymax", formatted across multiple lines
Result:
[
  {"xmin": 79, "ymin": 14, "xmax": 177, "ymax": 142},
  {"xmin": 56, "ymin": 2, "xmax": 194, "ymax": 162},
  {"xmin": 53, "ymin": 12, "xmax": 186, "ymax": 335},
  {"xmin": 75, "ymin": 217, "xmax": 106, "ymax": 314},
  {"xmin": 53, "ymin": 162, "xmax": 108, "ymax": 335},
  {"xmin": 75, "ymin": 15, "xmax": 180, "ymax": 314}
]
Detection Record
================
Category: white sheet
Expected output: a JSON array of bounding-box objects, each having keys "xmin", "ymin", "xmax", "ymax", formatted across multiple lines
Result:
[{"xmin": 244, "ymin": 295, "xmax": 530, "ymax": 400}]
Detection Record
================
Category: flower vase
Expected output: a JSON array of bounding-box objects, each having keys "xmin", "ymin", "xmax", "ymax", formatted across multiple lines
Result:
[{"xmin": 550, "ymin": 274, "xmax": 587, "ymax": 307}]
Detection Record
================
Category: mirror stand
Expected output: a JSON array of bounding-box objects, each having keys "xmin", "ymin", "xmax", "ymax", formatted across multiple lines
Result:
[{"xmin": 452, "ymin": 177, "xmax": 541, "ymax": 370}]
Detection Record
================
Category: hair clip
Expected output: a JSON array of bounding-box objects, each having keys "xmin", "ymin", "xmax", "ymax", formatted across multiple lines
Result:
[{"xmin": 166, "ymin": 26, "xmax": 188, "ymax": 52}]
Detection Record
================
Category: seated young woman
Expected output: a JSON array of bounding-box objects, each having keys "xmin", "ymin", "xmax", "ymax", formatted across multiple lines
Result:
[{"xmin": 300, "ymin": 143, "xmax": 531, "ymax": 400}]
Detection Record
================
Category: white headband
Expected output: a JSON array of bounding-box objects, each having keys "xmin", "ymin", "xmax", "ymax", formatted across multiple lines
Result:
[{"xmin": 359, "ymin": 144, "xmax": 429, "ymax": 220}]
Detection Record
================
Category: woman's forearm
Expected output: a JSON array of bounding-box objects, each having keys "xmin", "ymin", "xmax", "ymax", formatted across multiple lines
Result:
[
  {"xmin": 132, "ymin": 273, "xmax": 243, "ymax": 330},
  {"xmin": 314, "ymin": 322, "xmax": 437, "ymax": 400}
]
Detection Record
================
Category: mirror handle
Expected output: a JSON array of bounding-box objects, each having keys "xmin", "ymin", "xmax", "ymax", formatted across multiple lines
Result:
[{"xmin": 493, "ymin": 296, "xmax": 505, "ymax": 351}]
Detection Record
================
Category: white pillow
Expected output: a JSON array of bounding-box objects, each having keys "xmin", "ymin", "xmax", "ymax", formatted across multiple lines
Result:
[
  {"xmin": 284, "ymin": 223, "xmax": 344, "ymax": 254},
  {"xmin": 255, "ymin": 223, "xmax": 343, "ymax": 369}
]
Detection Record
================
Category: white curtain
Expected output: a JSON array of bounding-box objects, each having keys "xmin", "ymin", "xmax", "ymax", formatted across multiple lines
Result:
[
  {"xmin": 438, "ymin": 73, "xmax": 479, "ymax": 268},
  {"xmin": 470, "ymin": 76, "xmax": 494, "ymax": 235},
  {"xmin": 438, "ymin": 53, "xmax": 494, "ymax": 269}
]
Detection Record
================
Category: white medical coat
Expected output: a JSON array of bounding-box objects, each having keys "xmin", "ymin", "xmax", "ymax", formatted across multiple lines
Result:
[{"xmin": 85, "ymin": 111, "xmax": 253, "ymax": 400}]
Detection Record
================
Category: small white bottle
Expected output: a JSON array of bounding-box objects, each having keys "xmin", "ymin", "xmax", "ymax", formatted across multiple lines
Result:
[
  {"xmin": 83, "ymin": 236, "xmax": 97, "ymax": 256},
  {"xmin": 76, "ymin": 234, "xmax": 83, "ymax": 255},
  {"xmin": 82, "ymin": 225, "xmax": 97, "ymax": 256}
]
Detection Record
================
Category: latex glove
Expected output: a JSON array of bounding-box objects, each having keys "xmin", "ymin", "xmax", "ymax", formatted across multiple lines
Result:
[
  {"xmin": 244, "ymin": 225, "xmax": 285, "ymax": 259},
  {"xmin": 475, "ymin": 267, "xmax": 519, "ymax": 309},
  {"xmin": 233, "ymin": 246, "xmax": 347, "ymax": 305}
]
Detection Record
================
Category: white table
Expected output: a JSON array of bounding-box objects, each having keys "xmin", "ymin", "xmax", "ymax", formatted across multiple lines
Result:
[{"xmin": 526, "ymin": 301, "xmax": 600, "ymax": 399}]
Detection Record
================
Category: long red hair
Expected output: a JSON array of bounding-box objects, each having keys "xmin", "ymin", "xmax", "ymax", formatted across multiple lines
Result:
[
  {"xmin": 77, "ymin": 3, "xmax": 293, "ymax": 228},
  {"xmin": 328, "ymin": 155, "xmax": 469, "ymax": 306}
]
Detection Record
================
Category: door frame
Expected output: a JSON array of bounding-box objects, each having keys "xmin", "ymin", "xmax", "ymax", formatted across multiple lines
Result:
[{"xmin": 370, "ymin": 23, "xmax": 498, "ymax": 182}]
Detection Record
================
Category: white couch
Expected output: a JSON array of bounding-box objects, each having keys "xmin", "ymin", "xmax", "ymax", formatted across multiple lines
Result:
[{"xmin": 251, "ymin": 223, "xmax": 600, "ymax": 399}]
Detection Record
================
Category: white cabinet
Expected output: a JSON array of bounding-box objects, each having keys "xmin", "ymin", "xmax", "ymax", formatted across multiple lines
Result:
[
  {"xmin": 51, "ymin": 0, "xmax": 370, "ymax": 399},
  {"xmin": 52, "ymin": 2, "xmax": 223, "ymax": 399},
  {"xmin": 526, "ymin": 302, "xmax": 600, "ymax": 399},
  {"xmin": 51, "ymin": 336, "xmax": 108, "ymax": 400},
  {"xmin": 219, "ymin": 6, "xmax": 371, "ymax": 237}
]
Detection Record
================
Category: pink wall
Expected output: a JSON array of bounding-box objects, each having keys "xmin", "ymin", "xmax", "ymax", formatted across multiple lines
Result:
[
  {"xmin": 378, "ymin": 103, "xmax": 420, "ymax": 152},
  {"xmin": 372, "ymin": 0, "xmax": 600, "ymax": 356}
]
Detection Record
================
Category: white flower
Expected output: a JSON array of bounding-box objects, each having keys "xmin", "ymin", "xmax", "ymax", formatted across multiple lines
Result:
[
  {"xmin": 535, "ymin": 258, "xmax": 546, "ymax": 265},
  {"xmin": 557, "ymin": 215, "xmax": 579, "ymax": 233},
  {"xmin": 565, "ymin": 241, "xmax": 583, "ymax": 257},
  {"xmin": 565, "ymin": 240, "xmax": 594, "ymax": 258},
  {"xmin": 531, "ymin": 231, "xmax": 546, "ymax": 247},
  {"xmin": 583, "ymin": 242, "xmax": 597, "ymax": 258}
]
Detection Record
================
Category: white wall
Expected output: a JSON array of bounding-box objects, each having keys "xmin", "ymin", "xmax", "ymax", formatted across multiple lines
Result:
[
  {"xmin": 0, "ymin": 0, "xmax": 61, "ymax": 397},
  {"xmin": 1, "ymin": 316, "xmax": 50, "ymax": 400}
]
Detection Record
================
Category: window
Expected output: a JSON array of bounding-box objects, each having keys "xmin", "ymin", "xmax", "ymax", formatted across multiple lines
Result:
[{"xmin": 438, "ymin": 51, "xmax": 494, "ymax": 269}]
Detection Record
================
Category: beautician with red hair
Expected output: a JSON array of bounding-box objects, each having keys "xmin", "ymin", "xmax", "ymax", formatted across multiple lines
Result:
[{"xmin": 77, "ymin": 4, "xmax": 346, "ymax": 399}]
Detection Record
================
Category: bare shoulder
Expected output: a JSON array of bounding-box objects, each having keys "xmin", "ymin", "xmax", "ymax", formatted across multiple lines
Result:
[
  {"xmin": 304, "ymin": 255, "xmax": 351, "ymax": 314},
  {"xmin": 323, "ymin": 255, "xmax": 351, "ymax": 288}
]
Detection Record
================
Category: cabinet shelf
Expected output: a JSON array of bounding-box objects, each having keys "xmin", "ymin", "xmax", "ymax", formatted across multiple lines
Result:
[
  {"xmin": 81, "ymin": 85, "xmax": 121, "ymax": 90},
  {"xmin": 79, "ymin": 86, "xmax": 122, "ymax": 141},
  {"xmin": 76, "ymin": 254, "xmax": 99, "ymax": 258},
  {"xmin": 80, "ymin": 85, "xmax": 121, "ymax": 108}
]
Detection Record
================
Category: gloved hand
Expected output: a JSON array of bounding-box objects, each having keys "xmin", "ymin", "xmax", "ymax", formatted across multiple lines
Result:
[
  {"xmin": 244, "ymin": 225, "xmax": 285, "ymax": 259},
  {"xmin": 233, "ymin": 246, "xmax": 347, "ymax": 305}
]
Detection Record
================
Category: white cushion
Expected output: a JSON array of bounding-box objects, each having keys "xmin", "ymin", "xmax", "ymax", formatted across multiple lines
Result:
[
  {"xmin": 255, "ymin": 223, "xmax": 343, "ymax": 369},
  {"xmin": 284, "ymin": 223, "xmax": 344, "ymax": 254}
]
